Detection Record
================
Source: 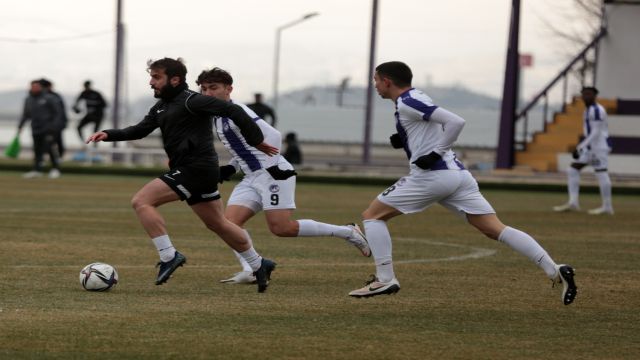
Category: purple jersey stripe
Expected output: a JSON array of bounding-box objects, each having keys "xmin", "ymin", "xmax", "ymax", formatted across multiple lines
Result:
[
  {"xmin": 395, "ymin": 111, "xmax": 412, "ymax": 160},
  {"xmin": 222, "ymin": 118, "xmax": 262, "ymax": 171},
  {"xmin": 401, "ymin": 95, "xmax": 438, "ymax": 121}
]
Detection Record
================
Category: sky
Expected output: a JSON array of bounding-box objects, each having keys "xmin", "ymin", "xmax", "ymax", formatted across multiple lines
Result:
[{"xmin": 0, "ymin": 0, "xmax": 592, "ymax": 104}]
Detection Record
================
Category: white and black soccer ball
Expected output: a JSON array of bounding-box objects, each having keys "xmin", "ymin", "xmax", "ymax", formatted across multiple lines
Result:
[{"xmin": 79, "ymin": 263, "xmax": 119, "ymax": 291}]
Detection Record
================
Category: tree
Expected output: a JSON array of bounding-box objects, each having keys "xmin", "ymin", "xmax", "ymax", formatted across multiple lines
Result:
[{"xmin": 540, "ymin": 0, "xmax": 605, "ymax": 86}]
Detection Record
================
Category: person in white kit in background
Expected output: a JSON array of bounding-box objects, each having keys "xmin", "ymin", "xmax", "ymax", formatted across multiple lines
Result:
[
  {"xmin": 196, "ymin": 67, "xmax": 371, "ymax": 284},
  {"xmin": 554, "ymin": 86, "xmax": 614, "ymax": 215},
  {"xmin": 348, "ymin": 61, "xmax": 578, "ymax": 305}
]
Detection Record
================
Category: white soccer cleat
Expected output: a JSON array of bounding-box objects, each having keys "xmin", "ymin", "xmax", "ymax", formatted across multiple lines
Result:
[
  {"xmin": 552, "ymin": 264, "xmax": 577, "ymax": 305},
  {"xmin": 22, "ymin": 171, "xmax": 43, "ymax": 179},
  {"xmin": 220, "ymin": 271, "xmax": 256, "ymax": 284},
  {"xmin": 587, "ymin": 207, "xmax": 614, "ymax": 215},
  {"xmin": 553, "ymin": 203, "xmax": 580, "ymax": 212},
  {"xmin": 345, "ymin": 223, "xmax": 371, "ymax": 257},
  {"xmin": 348, "ymin": 275, "xmax": 400, "ymax": 298},
  {"xmin": 48, "ymin": 169, "xmax": 61, "ymax": 179}
]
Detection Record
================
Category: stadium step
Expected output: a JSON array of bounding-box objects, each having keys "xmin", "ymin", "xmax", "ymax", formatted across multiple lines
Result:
[{"xmin": 515, "ymin": 97, "xmax": 617, "ymax": 172}]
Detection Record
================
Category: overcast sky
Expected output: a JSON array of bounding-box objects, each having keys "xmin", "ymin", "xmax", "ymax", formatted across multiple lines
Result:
[{"xmin": 1, "ymin": 0, "xmax": 591, "ymax": 103}]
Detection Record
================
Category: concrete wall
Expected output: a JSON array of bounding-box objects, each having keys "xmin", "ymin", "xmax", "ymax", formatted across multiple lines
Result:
[
  {"xmin": 597, "ymin": 4, "xmax": 640, "ymax": 98},
  {"xmin": 558, "ymin": 153, "xmax": 640, "ymax": 175}
]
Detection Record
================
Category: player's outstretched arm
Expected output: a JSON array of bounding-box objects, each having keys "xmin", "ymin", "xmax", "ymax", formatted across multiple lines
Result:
[
  {"xmin": 86, "ymin": 131, "xmax": 108, "ymax": 144},
  {"xmin": 255, "ymin": 142, "xmax": 279, "ymax": 156}
]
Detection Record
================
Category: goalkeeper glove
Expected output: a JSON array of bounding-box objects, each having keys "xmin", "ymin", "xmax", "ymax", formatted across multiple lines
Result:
[
  {"xmin": 389, "ymin": 133, "xmax": 404, "ymax": 149},
  {"xmin": 412, "ymin": 152, "xmax": 442, "ymax": 170},
  {"xmin": 218, "ymin": 165, "xmax": 237, "ymax": 183},
  {"xmin": 266, "ymin": 165, "xmax": 297, "ymax": 180}
]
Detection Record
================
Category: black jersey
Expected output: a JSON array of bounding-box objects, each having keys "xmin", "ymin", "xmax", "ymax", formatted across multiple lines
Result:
[
  {"xmin": 103, "ymin": 87, "xmax": 264, "ymax": 170},
  {"xmin": 18, "ymin": 92, "xmax": 64, "ymax": 136},
  {"xmin": 76, "ymin": 89, "xmax": 106, "ymax": 114}
]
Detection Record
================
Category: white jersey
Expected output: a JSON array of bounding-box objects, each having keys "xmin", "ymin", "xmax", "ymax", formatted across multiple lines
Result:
[
  {"xmin": 395, "ymin": 88, "xmax": 465, "ymax": 171},
  {"xmin": 213, "ymin": 101, "xmax": 292, "ymax": 174},
  {"xmin": 581, "ymin": 102, "xmax": 610, "ymax": 151}
]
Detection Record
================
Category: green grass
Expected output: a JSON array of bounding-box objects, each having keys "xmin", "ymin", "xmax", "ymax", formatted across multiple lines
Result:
[{"xmin": 0, "ymin": 171, "xmax": 639, "ymax": 359}]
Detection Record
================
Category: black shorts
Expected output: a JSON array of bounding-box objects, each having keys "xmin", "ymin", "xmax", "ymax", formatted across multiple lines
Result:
[{"xmin": 159, "ymin": 166, "xmax": 221, "ymax": 205}]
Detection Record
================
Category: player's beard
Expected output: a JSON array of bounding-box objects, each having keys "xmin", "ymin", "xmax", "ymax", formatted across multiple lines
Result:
[{"xmin": 154, "ymin": 82, "xmax": 187, "ymax": 100}]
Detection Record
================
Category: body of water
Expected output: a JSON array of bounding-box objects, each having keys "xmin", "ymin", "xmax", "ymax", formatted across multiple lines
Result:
[
  {"xmin": 276, "ymin": 104, "xmax": 501, "ymax": 147},
  {"xmin": 1, "ymin": 104, "xmax": 504, "ymax": 149}
]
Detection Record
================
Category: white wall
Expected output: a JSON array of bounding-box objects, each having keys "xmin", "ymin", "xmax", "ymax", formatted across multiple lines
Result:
[
  {"xmin": 608, "ymin": 115, "xmax": 640, "ymax": 136},
  {"xmin": 558, "ymin": 153, "xmax": 640, "ymax": 175},
  {"xmin": 597, "ymin": 5, "xmax": 640, "ymax": 99}
]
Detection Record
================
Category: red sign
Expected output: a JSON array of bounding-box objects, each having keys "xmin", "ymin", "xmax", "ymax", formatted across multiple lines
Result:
[{"xmin": 519, "ymin": 53, "xmax": 533, "ymax": 68}]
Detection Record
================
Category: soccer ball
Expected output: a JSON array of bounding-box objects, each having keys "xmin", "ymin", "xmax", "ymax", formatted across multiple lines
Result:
[{"xmin": 79, "ymin": 263, "xmax": 119, "ymax": 291}]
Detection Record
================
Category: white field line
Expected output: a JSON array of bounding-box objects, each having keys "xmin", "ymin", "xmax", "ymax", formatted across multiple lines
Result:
[{"xmin": 6, "ymin": 237, "xmax": 496, "ymax": 269}]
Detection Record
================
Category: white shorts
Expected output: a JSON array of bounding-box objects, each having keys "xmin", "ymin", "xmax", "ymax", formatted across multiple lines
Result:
[
  {"xmin": 574, "ymin": 148, "xmax": 610, "ymax": 171},
  {"xmin": 227, "ymin": 169, "xmax": 296, "ymax": 213},
  {"xmin": 377, "ymin": 169, "xmax": 495, "ymax": 218}
]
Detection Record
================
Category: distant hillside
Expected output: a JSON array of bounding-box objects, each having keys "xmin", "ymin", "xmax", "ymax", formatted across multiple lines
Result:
[
  {"xmin": 0, "ymin": 90, "xmax": 76, "ymax": 121},
  {"xmin": 0, "ymin": 90, "xmax": 29, "ymax": 120},
  {"xmin": 1, "ymin": 84, "xmax": 500, "ymax": 123},
  {"xmin": 276, "ymin": 84, "xmax": 500, "ymax": 110}
]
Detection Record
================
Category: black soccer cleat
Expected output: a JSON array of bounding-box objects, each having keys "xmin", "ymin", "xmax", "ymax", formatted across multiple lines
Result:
[
  {"xmin": 253, "ymin": 258, "xmax": 276, "ymax": 293},
  {"xmin": 556, "ymin": 264, "xmax": 577, "ymax": 305},
  {"xmin": 155, "ymin": 251, "xmax": 187, "ymax": 285}
]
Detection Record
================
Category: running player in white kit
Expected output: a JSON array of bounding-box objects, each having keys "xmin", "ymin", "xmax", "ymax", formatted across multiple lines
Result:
[
  {"xmin": 553, "ymin": 86, "xmax": 613, "ymax": 215},
  {"xmin": 348, "ymin": 61, "xmax": 577, "ymax": 305},
  {"xmin": 196, "ymin": 67, "xmax": 371, "ymax": 284}
]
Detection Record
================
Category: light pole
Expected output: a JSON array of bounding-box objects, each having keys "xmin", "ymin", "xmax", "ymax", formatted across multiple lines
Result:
[
  {"xmin": 113, "ymin": 0, "xmax": 124, "ymax": 134},
  {"xmin": 272, "ymin": 12, "xmax": 319, "ymax": 113},
  {"xmin": 362, "ymin": 0, "xmax": 378, "ymax": 164}
]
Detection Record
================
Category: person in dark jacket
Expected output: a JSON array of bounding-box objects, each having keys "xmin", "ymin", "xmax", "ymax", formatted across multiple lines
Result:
[
  {"xmin": 73, "ymin": 80, "xmax": 107, "ymax": 146},
  {"xmin": 39, "ymin": 78, "xmax": 68, "ymax": 158},
  {"xmin": 283, "ymin": 132, "xmax": 302, "ymax": 165},
  {"xmin": 86, "ymin": 58, "xmax": 278, "ymax": 292},
  {"xmin": 247, "ymin": 93, "xmax": 277, "ymax": 127},
  {"xmin": 18, "ymin": 79, "xmax": 64, "ymax": 179}
]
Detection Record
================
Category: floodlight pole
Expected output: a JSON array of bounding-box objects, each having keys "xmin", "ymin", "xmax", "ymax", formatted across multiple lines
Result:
[
  {"xmin": 362, "ymin": 0, "xmax": 379, "ymax": 164},
  {"xmin": 496, "ymin": 0, "xmax": 520, "ymax": 169},
  {"xmin": 272, "ymin": 12, "xmax": 319, "ymax": 113},
  {"xmin": 112, "ymin": 0, "xmax": 124, "ymax": 142}
]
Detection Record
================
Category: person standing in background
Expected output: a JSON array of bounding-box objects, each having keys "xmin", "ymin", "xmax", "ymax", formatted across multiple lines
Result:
[
  {"xmin": 39, "ymin": 78, "xmax": 68, "ymax": 158},
  {"xmin": 553, "ymin": 87, "xmax": 613, "ymax": 215},
  {"xmin": 283, "ymin": 132, "xmax": 302, "ymax": 165},
  {"xmin": 73, "ymin": 80, "xmax": 107, "ymax": 146},
  {"xmin": 18, "ymin": 79, "xmax": 63, "ymax": 179},
  {"xmin": 247, "ymin": 93, "xmax": 277, "ymax": 127}
]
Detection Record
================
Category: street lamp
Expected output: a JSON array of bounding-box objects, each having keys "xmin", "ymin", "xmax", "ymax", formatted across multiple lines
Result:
[{"xmin": 272, "ymin": 12, "xmax": 319, "ymax": 113}]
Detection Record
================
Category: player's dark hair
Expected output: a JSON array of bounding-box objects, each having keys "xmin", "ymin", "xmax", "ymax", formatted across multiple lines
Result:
[
  {"xmin": 147, "ymin": 57, "xmax": 187, "ymax": 83},
  {"xmin": 38, "ymin": 78, "xmax": 52, "ymax": 88},
  {"xmin": 196, "ymin": 67, "xmax": 233, "ymax": 86},
  {"xmin": 375, "ymin": 61, "xmax": 413, "ymax": 87},
  {"xmin": 581, "ymin": 86, "xmax": 599, "ymax": 95}
]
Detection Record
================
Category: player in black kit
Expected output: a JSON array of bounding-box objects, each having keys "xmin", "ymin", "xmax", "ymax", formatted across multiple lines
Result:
[
  {"xmin": 86, "ymin": 58, "xmax": 279, "ymax": 292},
  {"xmin": 73, "ymin": 80, "xmax": 107, "ymax": 145}
]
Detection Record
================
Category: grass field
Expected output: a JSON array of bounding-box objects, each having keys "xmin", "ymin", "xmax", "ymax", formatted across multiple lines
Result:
[{"xmin": 1, "ymin": 171, "xmax": 639, "ymax": 359}]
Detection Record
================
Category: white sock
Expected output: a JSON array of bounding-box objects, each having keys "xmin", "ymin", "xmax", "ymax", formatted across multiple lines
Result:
[
  {"xmin": 238, "ymin": 247, "xmax": 262, "ymax": 272},
  {"xmin": 498, "ymin": 226, "xmax": 558, "ymax": 279},
  {"xmin": 363, "ymin": 219, "xmax": 395, "ymax": 282},
  {"xmin": 233, "ymin": 230, "xmax": 253, "ymax": 272},
  {"xmin": 567, "ymin": 167, "xmax": 581, "ymax": 207},
  {"xmin": 595, "ymin": 171, "xmax": 613, "ymax": 210},
  {"xmin": 152, "ymin": 234, "xmax": 176, "ymax": 262},
  {"xmin": 297, "ymin": 219, "xmax": 351, "ymax": 238}
]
